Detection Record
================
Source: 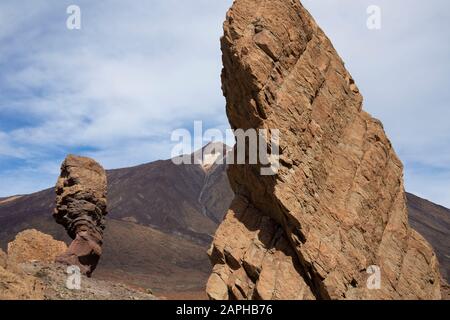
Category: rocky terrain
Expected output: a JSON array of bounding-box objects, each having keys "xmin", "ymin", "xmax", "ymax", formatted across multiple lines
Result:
[
  {"xmin": 0, "ymin": 229, "xmax": 154, "ymax": 300},
  {"xmin": 206, "ymin": 0, "xmax": 442, "ymax": 300}
]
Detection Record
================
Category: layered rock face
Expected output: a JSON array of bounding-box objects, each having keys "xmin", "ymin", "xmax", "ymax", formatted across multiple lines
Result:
[
  {"xmin": 207, "ymin": 0, "xmax": 441, "ymax": 300},
  {"xmin": 54, "ymin": 155, "xmax": 108, "ymax": 276}
]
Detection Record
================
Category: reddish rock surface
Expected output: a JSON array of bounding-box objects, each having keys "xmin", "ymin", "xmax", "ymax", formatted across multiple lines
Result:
[
  {"xmin": 54, "ymin": 155, "xmax": 108, "ymax": 276},
  {"xmin": 207, "ymin": 0, "xmax": 442, "ymax": 300}
]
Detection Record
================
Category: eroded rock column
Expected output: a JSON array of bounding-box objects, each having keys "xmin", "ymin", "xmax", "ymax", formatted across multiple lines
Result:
[{"xmin": 54, "ymin": 155, "xmax": 107, "ymax": 276}]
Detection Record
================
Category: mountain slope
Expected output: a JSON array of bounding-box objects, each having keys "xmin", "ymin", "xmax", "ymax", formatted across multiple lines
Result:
[
  {"xmin": 407, "ymin": 192, "xmax": 450, "ymax": 281},
  {"xmin": 107, "ymin": 160, "xmax": 216, "ymax": 244}
]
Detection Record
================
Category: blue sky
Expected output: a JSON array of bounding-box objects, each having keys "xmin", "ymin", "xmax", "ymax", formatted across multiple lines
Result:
[{"xmin": 0, "ymin": 0, "xmax": 449, "ymax": 208}]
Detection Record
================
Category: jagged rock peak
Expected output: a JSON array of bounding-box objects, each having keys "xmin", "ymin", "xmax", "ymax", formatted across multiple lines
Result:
[
  {"xmin": 207, "ymin": 0, "xmax": 442, "ymax": 300},
  {"xmin": 54, "ymin": 155, "xmax": 108, "ymax": 277}
]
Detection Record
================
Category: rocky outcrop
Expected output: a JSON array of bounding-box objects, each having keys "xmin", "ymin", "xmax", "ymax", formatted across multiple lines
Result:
[
  {"xmin": 7, "ymin": 229, "xmax": 67, "ymax": 264},
  {"xmin": 207, "ymin": 196, "xmax": 316, "ymax": 300},
  {"xmin": 54, "ymin": 155, "xmax": 108, "ymax": 277},
  {"xmin": 207, "ymin": 0, "xmax": 441, "ymax": 300},
  {"xmin": 0, "ymin": 236, "xmax": 46, "ymax": 300}
]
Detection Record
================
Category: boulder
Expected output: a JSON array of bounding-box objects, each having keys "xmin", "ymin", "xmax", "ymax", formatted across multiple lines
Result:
[{"xmin": 7, "ymin": 229, "xmax": 67, "ymax": 264}]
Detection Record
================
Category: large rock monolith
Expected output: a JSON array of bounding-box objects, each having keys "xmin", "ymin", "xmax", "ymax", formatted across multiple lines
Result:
[
  {"xmin": 207, "ymin": 0, "xmax": 442, "ymax": 300},
  {"xmin": 54, "ymin": 155, "xmax": 107, "ymax": 276}
]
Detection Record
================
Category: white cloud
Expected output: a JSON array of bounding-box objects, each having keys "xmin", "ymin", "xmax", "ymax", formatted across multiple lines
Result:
[
  {"xmin": 0, "ymin": 0, "xmax": 232, "ymax": 163},
  {"xmin": 0, "ymin": 132, "xmax": 27, "ymax": 158}
]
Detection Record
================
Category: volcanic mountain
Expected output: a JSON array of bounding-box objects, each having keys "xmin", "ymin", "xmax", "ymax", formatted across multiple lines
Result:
[{"xmin": 0, "ymin": 142, "xmax": 448, "ymax": 297}]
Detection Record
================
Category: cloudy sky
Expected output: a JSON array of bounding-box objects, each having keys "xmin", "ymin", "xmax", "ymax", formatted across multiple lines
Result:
[{"xmin": 0, "ymin": 0, "xmax": 449, "ymax": 207}]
